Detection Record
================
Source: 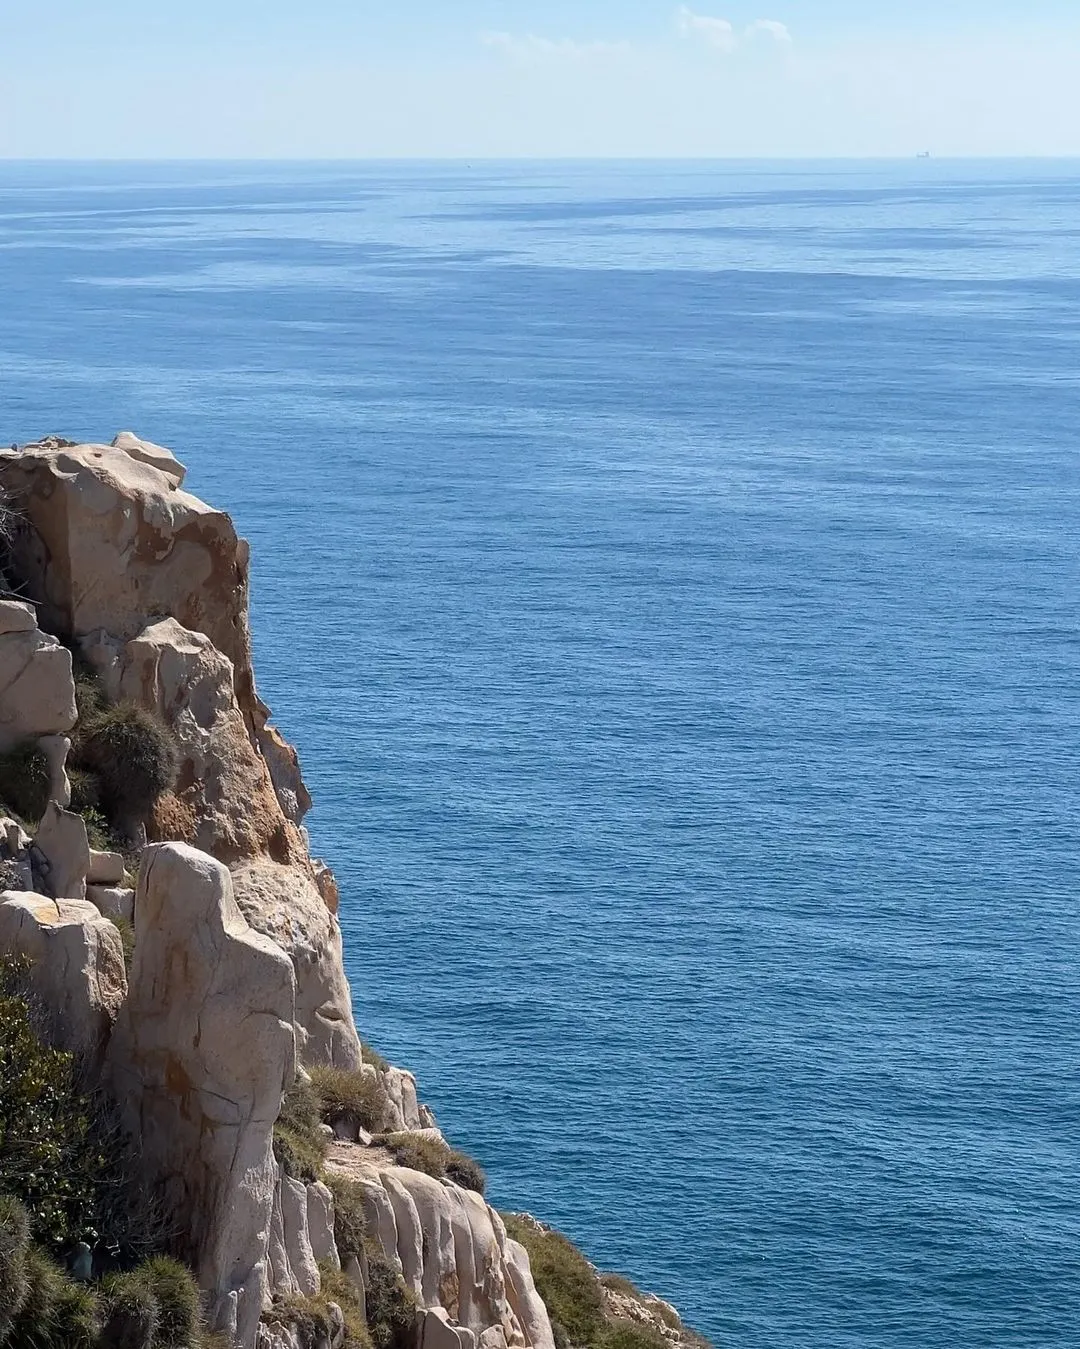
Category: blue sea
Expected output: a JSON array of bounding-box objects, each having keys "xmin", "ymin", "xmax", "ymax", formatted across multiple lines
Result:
[{"xmin": 2, "ymin": 159, "xmax": 1079, "ymax": 1347}]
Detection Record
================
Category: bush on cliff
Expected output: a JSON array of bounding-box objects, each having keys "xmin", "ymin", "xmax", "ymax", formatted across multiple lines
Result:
[
  {"xmin": 500, "ymin": 1215, "xmax": 605, "ymax": 1349},
  {"xmin": 377, "ymin": 1132, "xmax": 486, "ymax": 1195},
  {"xmin": 363, "ymin": 1246, "xmax": 417, "ymax": 1349},
  {"xmin": 309, "ymin": 1065, "xmax": 389, "ymax": 1135},
  {"xmin": 324, "ymin": 1174, "xmax": 367, "ymax": 1265},
  {"xmin": 273, "ymin": 1073, "xmax": 328, "ymax": 1184},
  {"xmin": 0, "ymin": 739, "xmax": 51, "ymax": 824},
  {"xmin": 267, "ymin": 1261, "xmax": 371, "ymax": 1349},
  {"xmin": 0, "ymin": 978, "xmax": 105, "ymax": 1251},
  {"xmin": 445, "ymin": 1149, "xmax": 486, "ymax": 1196},
  {"xmin": 75, "ymin": 704, "xmax": 177, "ymax": 831}
]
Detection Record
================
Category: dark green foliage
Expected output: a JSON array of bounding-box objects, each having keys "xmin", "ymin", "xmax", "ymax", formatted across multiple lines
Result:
[
  {"xmin": 500, "ymin": 1216, "xmax": 605, "ymax": 1349},
  {"xmin": 75, "ymin": 704, "xmax": 177, "ymax": 825},
  {"xmin": 0, "ymin": 741, "xmax": 51, "ymax": 824},
  {"xmin": 378, "ymin": 1132, "xmax": 448, "ymax": 1180},
  {"xmin": 69, "ymin": 767, "xmax": 102, "ymax": 814},
  {"xmin": 132, "ymin": 1256, "xmax": 200, "ymax": 1349},
  {"xmin": 309, "ymin": 1065, "xmax": 389, "ymax": 1135},
  {"xmin": 273, "ymin": 1074, "xmax": 328, "ymax": 1184},
  {"xmin": 363, "ymin": 1246, "xmax": 417, "ymax": 1349},
  {"xmin": 98, "ymin": 1271, "xmax": 159, "ymax": 1349},
  {"xmin": 0, "ymin": 1195, "xmax": 31, "ymax": 1342},
  {"xmin": 0, "ymin": 986, "xmax": 104, "ymax": 1250},
  {"xmin": 445, "ymin": 1150, "xmax": 486, "ymax": 1196},
  {"xmin": 72, "ymin": 669, "xmax": 106, "ymax": 730},
  {"xmin": 7, "ymin": 1243, "xmax": 98, "ymax": 1349},
  {"xmin": 324, "ymin": 1175, "xmax": 367, "ymax": 1264}
]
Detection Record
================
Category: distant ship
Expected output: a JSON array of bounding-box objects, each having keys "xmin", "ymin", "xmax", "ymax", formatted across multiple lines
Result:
[{"xmin": 916, "ymin": 151, "xmax": 931, "ymax": 159}]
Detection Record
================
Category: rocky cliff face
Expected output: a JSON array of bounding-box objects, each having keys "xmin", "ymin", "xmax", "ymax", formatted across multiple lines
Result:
[{"xmin": 0, "ymin": 433, "xmax": 705, "ymax": 1349}]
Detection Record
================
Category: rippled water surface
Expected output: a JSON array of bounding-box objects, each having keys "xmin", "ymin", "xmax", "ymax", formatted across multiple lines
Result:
[{"xmin": 2, "ymin": 159, "xmax": 1080, "ymax": 1347}]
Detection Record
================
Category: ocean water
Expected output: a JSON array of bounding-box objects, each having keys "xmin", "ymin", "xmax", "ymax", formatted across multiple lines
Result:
[{"xmin": 2, "ymin": 159, "xmax": 1080, "ymax": 1347}]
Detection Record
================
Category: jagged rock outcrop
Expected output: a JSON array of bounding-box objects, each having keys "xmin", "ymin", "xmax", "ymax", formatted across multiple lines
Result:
[
  {"xmin": 34, "ymin": 801, "xmax": 90, "ymax": 900},
  {"xmin": 232, "ymin": 859, "xmax": 361, "ymax": 1070},
  {"xmin": 0, "ymin": 891, "xmax": 126, "ymax": 1067},
  {"xmin": 88, "ymin": 616, "xmax": 301, "ymax": 867},
  {"xmin": 107, "ymin": 843, "xmax": 297, "ymax": 1348},
  {"xmin": 326, "ymin": 1143, "xmax": 554, "ymax": 1349}
]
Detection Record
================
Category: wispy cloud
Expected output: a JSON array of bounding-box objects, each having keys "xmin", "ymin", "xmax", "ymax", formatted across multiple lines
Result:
[
  {"xmin": 676, "ymin": 7, "xmax": 736, "ymax": 53},
  {"xmin": 677, "ymin": 10, "xmax": 793, "ymax": 53},
  {"xmin": 746, "ymin": 19, "xmax": 792, "ymax": 45},
  {"xmin": 480, "ymin": 31, "xmax": 632, "ymax": 61}
]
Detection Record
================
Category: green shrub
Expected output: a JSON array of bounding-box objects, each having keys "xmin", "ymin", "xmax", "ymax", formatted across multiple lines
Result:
[
  {"xmin": 324, "ymin": 1175, "xmax": 367, "ymax": 1265},
  {"xmin": 310, "ymin": 1066, "xmax": 388, "ymax": 1135},
  {"xmin": 7, "ymin": 1243, "xmax": 97, "ymax": 1349},
  {"xmin": 0, "ymin": 741, "xmax": 51, "ymax": 824},
  {"xmin": 0, "ymin": 986, "xmax": 105, "ymax": 1250},
  {"xmin": 364, "ymin": 1246, "xmax": 417, "ymax": 1349},
  {"xmin": 76, "ymin": 704, "xmax": 177, "ymax": 824},
  {"xmin": 132, "ymin": 1255, "xmax": 200, "ymax": 1349},
  {"xmin": 445, "ymin": 1150, "xmax": 486, "ymax": 1196},
  {"xmin": 98, "ymin": 1270, "xmax": 159, "ymax": 1349},
  {"xmin": 360, "ymin": 1041, "xmax": 389, "ymax": 1073},
  {"xmin": 68, "ymin": 768, "xmax": 102, "ymax": 814},
  {"xmin": 72, "ymin": 666, "xmax": 107, "ymax": 732},
  {"xmin": 500, "ymin": 1216, "xmax": 605, "ymax": 1349},
  {"xmin": 273, "ymin": 1074, "xmax": 327, "ymax": 1184},
  {"xmin": 378, "ymin": 1133, "xmax": 449, "ymax": 1180},
  {"xmin": 0, "ymin": 1194, "xmax": 31, "ymax": 1340}
]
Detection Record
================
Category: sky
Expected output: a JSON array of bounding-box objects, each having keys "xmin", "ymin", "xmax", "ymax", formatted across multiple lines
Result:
[{"xmin": 2, "ymin": 2, "xmax": 1080, "ymax": 158}]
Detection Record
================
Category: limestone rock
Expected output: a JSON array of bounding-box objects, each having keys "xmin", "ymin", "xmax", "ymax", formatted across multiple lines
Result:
[
  {"xmin": 0, "ymin": 603, "xmax": 77, "ymax": 751},
  {"xmin": 326, "ymin": 1147, "xmax": 553, "ymax": 1349},
  {"xmin": 383, "ymin": 1066, "xmax": 424, "ymax": 1132},
  {"xmin": 313, "ymin": 860, "xmax": 340, "ymax": 915},
  {"xmin": 280, "ymin": 1173, "xmax": 320, "ymax": 1297},
  {"xmin": 0, "ymin": 892, "xmax": 126, "ymax": 1067},
  {"xmin": 88, "ymin": 849, "xmax": 125, "ymax": 885},
  {"xmin": 112, "ymin": 430, "xmax": 186, "ymax": 488},
  {"xmin": 232, "ymin": 859, "xmax": 361, "ymax": 1070},
  {"xmin": 86, "ymin": 884, "xmax": 135, "ymax": 925},
  {"xmin": 90, "ymin": 617, "xmax": 300, "ymax": 867},
  {"xmin": 307, "ymin": 1182, "xmax": 340, "ymax": 1272},
  {"xmin": 107, "ymin": 843, "xmax": 297, "ymax": 1349},
  {"xmin": 38, "ymin": 733, "xmax": 72, "ymax": 809},
  {"xmin": 34, "ymin": 802, "xmax": 89, "ymax": 900}
]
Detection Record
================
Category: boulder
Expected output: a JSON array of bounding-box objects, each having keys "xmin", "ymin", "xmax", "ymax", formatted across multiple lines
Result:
[
  {"xmin": 86, "ymin": 884, "xmax": 135, "ymax": 925},
  {"xmin": 0, "ymin": 892, "xmax": 126, "ymax": 1068},
  {"xmin": 34, "ymin": 802, "xmax": 89, "ymax": 900},
  {"xmin": 85, "ymin": 618, "xmax": 302, "ymax": 868},
  {"xmin": 232, "ymin": 860, "xmax": 361, "ymax": 1070},
  {"xmin": 38, "ymin": 733, "xmax": 72, "ymax": 809},
  {"xmin": 0, "ymin": 602, "xmax": 77, "ymax": 751},
  {"xmin": 383, "ymin": 1066, "xmax": 424, "ymax": 1132},
  {"xmin": 107, "ymin": 843, "xmax": 296, "ymax": 1349},
  {"xmin": 88, "ymin": 849, "xmax": 125, "ymax": 885},
  {"xmin": 112, "ymin": 430, "xmax": 186, "ymax": 488},
  {"xmin": 344, "ymin": 1161, "xmax": 553, "ymax": 1349},
  {"xmin": 307, "ymin": 1181, "xmax": 339, "ymax": 1272},
  {"xmin": 279, "ymin": 1173, "xmax": 320, "ymax": 1297}
]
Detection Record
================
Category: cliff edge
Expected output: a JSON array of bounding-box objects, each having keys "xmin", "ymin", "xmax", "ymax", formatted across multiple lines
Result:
[{"xmin": 0, "ymin": 433, "xmax": 708, "ymax": 1349}]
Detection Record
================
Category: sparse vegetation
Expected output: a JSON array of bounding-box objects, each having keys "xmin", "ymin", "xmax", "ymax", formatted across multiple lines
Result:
[
  {"xmin": 0, "ymin": 740, "xmax": 51, "ymax": 824},
  {"xmin": 324, "ymin": 1174, "xmax": 367, "ymax": 1265},
  {"xmin": 445, "ymin": 1149, "xmax": 486, "ymax": 1196},
  {"xmin": 363, "ymin": 1246, "xmax": 417, "ymax": 1349},
  {"xmin": 360, "ymin": 1040, "xmax": 389, "ymax": 1073},
  {"xmin": 378, "ymin": 1132, "xmax": 449, "ymax": 1180},
  {"xmin": 501, "ymin": 1215, "xmax": 605, "ymax": 1349},
  {"xmin": 309, "ymin": 1064, "xmax": 389, "ymax": 1135},
  {"xmin": 273, "ymin": 1073, "xmax": 328, "ymax": 1183},
  {"xmin": 266, "ymin": 1261, "xmax": 372, "ymax": 1349}
]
